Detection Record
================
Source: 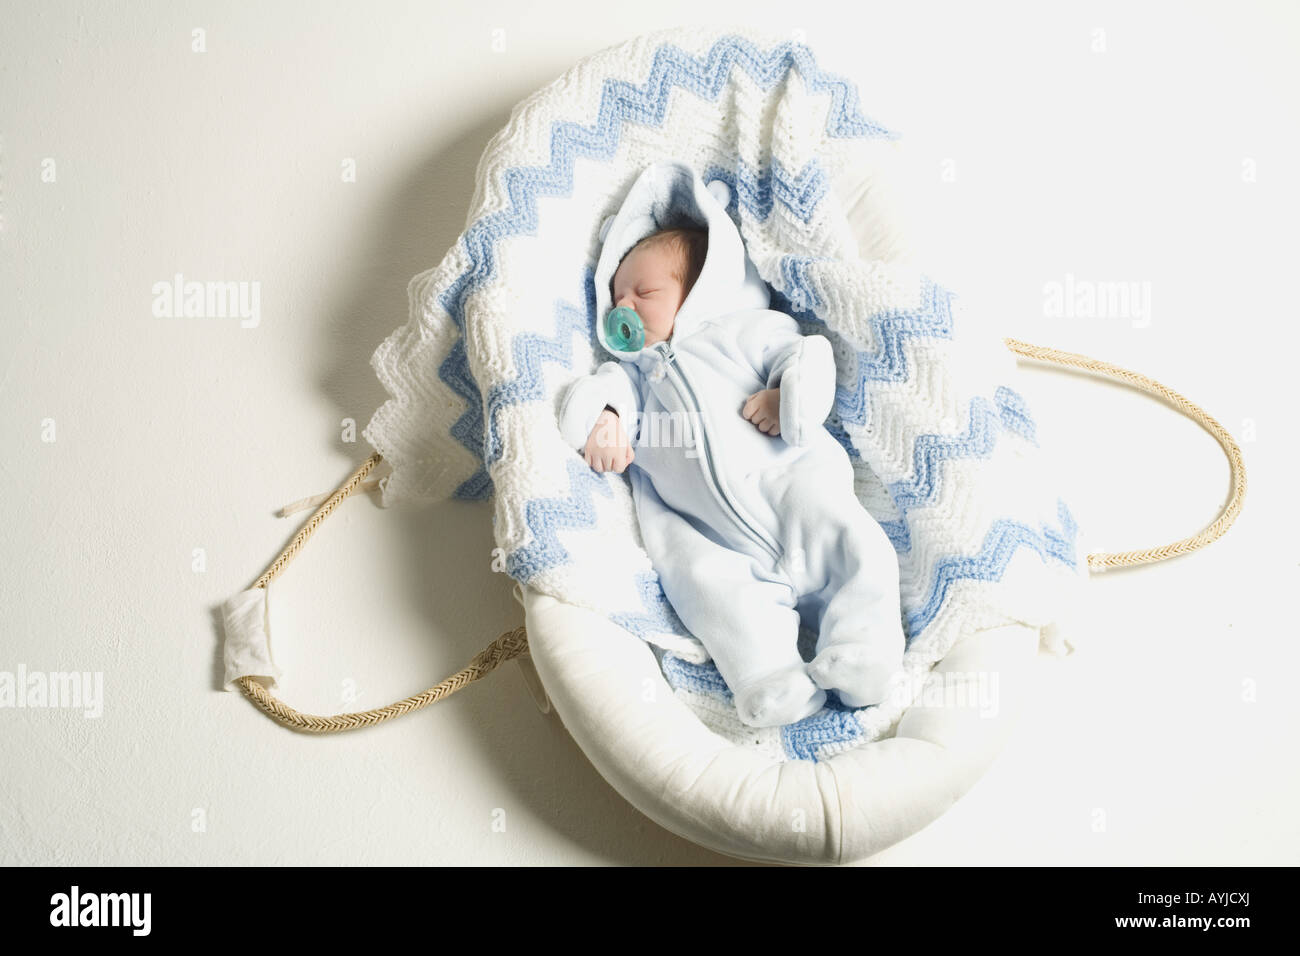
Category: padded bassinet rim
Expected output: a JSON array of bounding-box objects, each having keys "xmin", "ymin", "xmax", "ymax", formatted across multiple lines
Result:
[{"xmin": 522, "ymin": 586, "xmax": 1045, "ymax": 866}]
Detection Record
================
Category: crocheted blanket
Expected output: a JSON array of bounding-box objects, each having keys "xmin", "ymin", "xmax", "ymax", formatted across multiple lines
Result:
[{"xmin": 362, "ymin": 26, "xmax": 1088, "ymax": 761}]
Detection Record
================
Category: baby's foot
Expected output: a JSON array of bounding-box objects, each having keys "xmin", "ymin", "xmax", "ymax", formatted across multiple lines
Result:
[
  {"xmin": 734, "ymin": 665, "xmax": 827, "ymax": 728},
  {"xmin": 807, "ymin": 643, "xmax": 901, "ymax": 709}
]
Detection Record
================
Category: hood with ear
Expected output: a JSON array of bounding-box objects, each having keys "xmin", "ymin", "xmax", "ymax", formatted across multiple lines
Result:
[{"xmin": 593, "ymin": 161, "xmax": 772, "ymax": 361}]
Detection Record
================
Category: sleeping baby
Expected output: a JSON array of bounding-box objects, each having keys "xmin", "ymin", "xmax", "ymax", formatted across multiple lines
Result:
[{"xmin": 558, "ymin": 161, "xmax": 906, "ymax": 729}]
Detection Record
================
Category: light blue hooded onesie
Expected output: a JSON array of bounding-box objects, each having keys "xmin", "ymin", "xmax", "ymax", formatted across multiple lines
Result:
[{"xmin": 559, "ymin": 161, "xmax": 905, "ymax": 728}]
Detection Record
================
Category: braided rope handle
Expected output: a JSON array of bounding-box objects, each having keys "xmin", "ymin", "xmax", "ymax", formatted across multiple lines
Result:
[
  {"xmin": 232, "ymin": 338, "xmax": 1245, "ymax": 733},
  {"xmin": 1003, "ymin": 337, "xmax": 1247, "ymax": 571},
  {"xmin": 233, "ymin": 452, "xmax": 529, "ymax": 733}
]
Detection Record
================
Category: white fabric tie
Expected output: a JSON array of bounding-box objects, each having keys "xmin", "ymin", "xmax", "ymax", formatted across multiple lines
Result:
[{"xmin": 221, "ymin": 582, "xmax": 284, "ymax": 691}]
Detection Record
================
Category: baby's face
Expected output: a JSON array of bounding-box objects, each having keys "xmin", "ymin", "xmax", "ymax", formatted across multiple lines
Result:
[{"xmin": 610, "ymin": 243, "xmax": 686, "ymax": 347}]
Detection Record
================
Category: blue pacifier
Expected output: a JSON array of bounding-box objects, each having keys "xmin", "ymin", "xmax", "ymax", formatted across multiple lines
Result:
[{"xmin": 604, "ymin": 305, "xmax": 645, "ymax": 352}]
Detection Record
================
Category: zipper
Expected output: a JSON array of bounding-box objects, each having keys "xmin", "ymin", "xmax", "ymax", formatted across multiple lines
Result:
[{"xmin": 655, "ymin": 342, "xmax": 782, "ymax": 563}]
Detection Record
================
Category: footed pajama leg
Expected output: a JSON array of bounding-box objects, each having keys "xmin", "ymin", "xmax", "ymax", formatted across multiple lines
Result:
[
  {"xmin": 790, "ymin": 486, "xmax": 908, "ymax": 709},
  {"xmin": 632, "ymin": 472, "xmax": 826, "ymax": 728}
]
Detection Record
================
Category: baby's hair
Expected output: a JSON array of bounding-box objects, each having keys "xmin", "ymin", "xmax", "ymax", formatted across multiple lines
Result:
[{"xmin": 612, "ymin": 226, "xmax": 708, "ymax": 300}]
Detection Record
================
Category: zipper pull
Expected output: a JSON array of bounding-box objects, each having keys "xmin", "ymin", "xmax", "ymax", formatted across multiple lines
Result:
[
  {"xmin": 656, "ymin": 342, "xmax": 676, "ymax": 375},
  {"xmin": 648, "ymin": 342, "xmax": 671, "ymax": 382}
]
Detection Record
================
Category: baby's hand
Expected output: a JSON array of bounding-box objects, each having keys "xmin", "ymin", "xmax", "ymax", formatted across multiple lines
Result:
[
  {"xmin": 584, "ymin": 407, "xmax": 635, "ymax": 473},
  {"xmin": 742, "ymin": 388, "xmax": 781, "ymax": 436}
]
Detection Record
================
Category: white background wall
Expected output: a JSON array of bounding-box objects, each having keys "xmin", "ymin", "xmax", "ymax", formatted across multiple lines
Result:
[{"xmin": 1, "ymin": 0, "xmax": 1296, "ymax": 865}]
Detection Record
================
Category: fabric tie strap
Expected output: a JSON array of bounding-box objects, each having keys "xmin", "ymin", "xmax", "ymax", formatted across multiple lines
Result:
[{"xmin": 221, "ymin": 582, "xmax": 283, "ymax": 691}]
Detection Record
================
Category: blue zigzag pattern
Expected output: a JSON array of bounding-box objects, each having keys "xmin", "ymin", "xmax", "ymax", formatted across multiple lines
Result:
[
  {"xmin": 435, "ymin": 33, "xmax": 894, "ymax": 498},
  {"xmin": 775, "ymin": 261, "xmax": 1041, "ymax": 451},
  {"xmin": 778, "ymin": 254, "xmax": 830, "ymax": 312},
  {"xmin": 703, "ymin": 157, "xmax": 834, "ymax": 225},
  {"xmin": 660, "ymin": 651, "xmax": 869, "ymax": 762},
  {"xmin": 875, "ymin": 390, "xmax": 1038, "ymax": 552},
  {"xmin": 504, "ymin": 457, "xmax": 615, "ymax": 584},
  {"xmin": 660, "ymin": 653, "xmax": 733, "ymax": 698},
  {"xmin": 439, "ymin": 340, "xmax": 493, "ymax": 500},
  {"xmin": 833, "ymin": 277, "xmax": 959, "ymax": 427},
  {"xmin": 482, "ymin": 276, "xmax": 597, "ymax": 470},
  {"xmin": 906, "ymin": 498, "xmax": 1079, "ymax": 639},
  {"xmin": 609, "ymin": 571, "xmax": 693, "ymax": 643},
  {"xmin": 784, "ymin": 698, "xmax": 867, "ymax": 761},
  {"xmin": 1042, "ymin": 498, "xmax": 1079, "ymax": 566},
  {"xmin": 995, "ymin": 384, "xmax": 1038, "ymax": 444}
]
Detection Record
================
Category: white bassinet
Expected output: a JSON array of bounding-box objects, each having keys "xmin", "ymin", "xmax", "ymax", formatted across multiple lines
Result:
[{"xmin": 220, "ymin": 25, "xmax": 1245, "ymax": 865}]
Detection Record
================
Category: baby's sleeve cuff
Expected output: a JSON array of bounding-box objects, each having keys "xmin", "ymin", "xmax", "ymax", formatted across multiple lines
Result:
[
  {"xmin": 559, "ymin": 362, "xmax": 638, "ymax": 449},
  {"xmin": 775, "ymin": 334, "xmax": 836, "ymax": 446}
]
